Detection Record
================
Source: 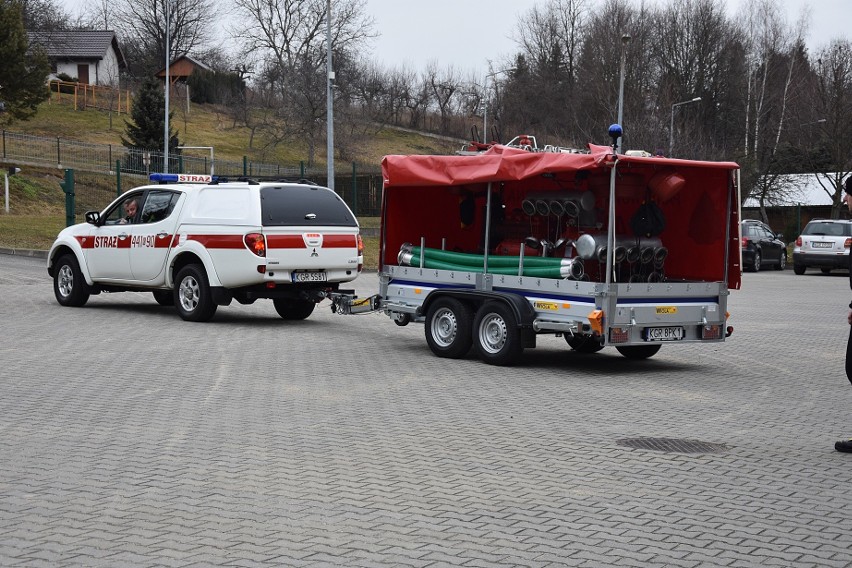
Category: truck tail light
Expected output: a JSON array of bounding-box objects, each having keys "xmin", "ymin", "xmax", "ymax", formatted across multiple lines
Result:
[
  {"xmin": 741, "ymin": 237, "xmax": 748, "ymax": 248},
  {"xmin": 244, "ymin": 233, "xmax": 266, "ymax": 257},
  {"xmin": 845, "ymin": 238, "xmax": 851, "ymax": 249},
  {"xmin": 357, "ymin": 234, "xmax": 364, "ymax": 272},
  {"xmin": 796, "ymin": 236, "xmax": 802, "ymax": 246}
]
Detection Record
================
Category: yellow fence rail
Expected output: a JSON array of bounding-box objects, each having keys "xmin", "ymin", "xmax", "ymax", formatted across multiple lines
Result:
[{"xmin": 48, "ymin": 80, "xmax": 132, "ymax": 114}]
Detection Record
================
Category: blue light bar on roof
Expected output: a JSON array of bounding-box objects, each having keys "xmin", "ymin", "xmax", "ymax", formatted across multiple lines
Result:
[{"xmin": 149, "ymin": 173, "xmax": 215, "ymax": 183}]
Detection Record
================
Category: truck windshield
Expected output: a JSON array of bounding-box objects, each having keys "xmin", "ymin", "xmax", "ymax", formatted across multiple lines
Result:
[{"xmin": 260, "ymin": 186, "xmax": 357, "ymax": 227}]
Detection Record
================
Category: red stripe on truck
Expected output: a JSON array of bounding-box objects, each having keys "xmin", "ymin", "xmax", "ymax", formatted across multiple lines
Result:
[{"xmin": 187, "ymin": 235, "xmax": 245, "ymax": 249}]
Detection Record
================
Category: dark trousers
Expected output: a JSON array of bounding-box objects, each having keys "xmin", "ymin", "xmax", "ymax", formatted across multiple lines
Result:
[{"xmin": 847, "ymin": 325, "xmax": 852, "ymax": 385}]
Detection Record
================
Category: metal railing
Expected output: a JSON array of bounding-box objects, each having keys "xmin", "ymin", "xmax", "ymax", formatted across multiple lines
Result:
[{"xmin": 1, "ymin": 129, "xmax": 383, "ymax": 216}]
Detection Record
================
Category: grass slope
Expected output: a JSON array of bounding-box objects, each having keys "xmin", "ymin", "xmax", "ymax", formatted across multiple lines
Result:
[{"xmin": 0, "ymin": 99, "xmax": 459, "ymax": 266}]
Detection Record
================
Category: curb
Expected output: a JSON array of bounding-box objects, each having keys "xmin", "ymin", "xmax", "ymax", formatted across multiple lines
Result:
[{"xmin": 0, "ymin": 248, "xmax": 48, "ymax": 259}]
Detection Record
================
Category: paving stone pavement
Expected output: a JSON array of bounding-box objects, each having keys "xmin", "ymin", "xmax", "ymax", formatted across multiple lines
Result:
[{"xmin": 2, "ymin": 253, "xmax": 852, "ymax": 567}]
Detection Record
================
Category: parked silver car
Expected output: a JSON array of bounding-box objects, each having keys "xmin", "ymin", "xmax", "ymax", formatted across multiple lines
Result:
[{"xmin": 792, "ymin": 219, "xmax": 852, "ymax": 275}]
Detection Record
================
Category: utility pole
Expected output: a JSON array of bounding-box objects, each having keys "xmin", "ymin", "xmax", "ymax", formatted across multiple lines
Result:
[
  {"xmin": 326, "ymin": 0, "xmax": 334, "ymax": 190},
  {"xmin": 164, "ymin": 0, "xmax": 170, "ymax": 173}
]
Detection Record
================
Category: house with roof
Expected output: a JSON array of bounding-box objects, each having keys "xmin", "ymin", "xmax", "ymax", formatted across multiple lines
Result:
[
  {"xmin": 156, "ymin": 55, "xmax": 211, "ymax": 86},
  {"xmin": 28, "ymin": 30, "xmax": 127, "ymax": 86}
]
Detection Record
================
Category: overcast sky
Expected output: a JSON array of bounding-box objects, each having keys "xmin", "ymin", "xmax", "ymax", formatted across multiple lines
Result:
[
  {"xmin": 59, "ymin": 0, "xmax": 849, "ymax": 76},
  {"xmin": 363, "ymin": 0, "xmax": 848, "ymax": 75}
]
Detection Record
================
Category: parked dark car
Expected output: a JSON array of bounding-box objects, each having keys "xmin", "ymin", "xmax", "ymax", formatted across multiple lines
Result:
[{"xmin": 741, "ymin": 220, "xmax": 786, "ymax": 272}]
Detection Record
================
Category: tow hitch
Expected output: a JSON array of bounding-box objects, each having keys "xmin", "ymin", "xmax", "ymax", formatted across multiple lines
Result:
[{"xmin": 328, "ymin": 290, "xmax": 382, "ymax": 315}]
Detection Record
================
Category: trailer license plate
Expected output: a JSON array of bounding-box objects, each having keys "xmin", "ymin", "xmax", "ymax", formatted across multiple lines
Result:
[
  {"xmin": 292, "ymin": 271, "xmax": 327, "ymax": 283},
  {"xmin": 645, "ymin": 326, "xmax": 684, "ymax": 341}
]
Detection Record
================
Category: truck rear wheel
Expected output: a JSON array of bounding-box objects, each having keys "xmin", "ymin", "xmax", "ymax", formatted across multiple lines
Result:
[
  {"xmin": 473, "ymin": 302, "xmax": 522, "ymax": 366},
  {"xmin": 175, "ymin": 264, "xmax": 217, "ymax": 322},
  {"xmin": 273, "ymin": 298, "xmax": 315, "ymax": 320},
  {"xmin": 615, "ymin": 344, "xmax": 661, "ymax": 359},
  {"xmin": 424, "ymin": 297, "xmax": 473, "ymax": 358}
]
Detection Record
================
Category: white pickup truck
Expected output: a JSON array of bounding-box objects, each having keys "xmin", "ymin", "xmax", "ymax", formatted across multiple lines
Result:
[
  {"xmin": 349, "ymin": 139, "xmax": 741, "ymax": 366},
  {"xmin": 48, "ymin": 174, "xmax": 363, "ymax": 321}
]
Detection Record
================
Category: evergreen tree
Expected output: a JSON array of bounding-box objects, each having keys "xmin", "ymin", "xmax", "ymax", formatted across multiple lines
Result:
[
  {"xmin": 0, "ymin": 0, "xmax": 50, "ymax": 125},
  {"xmin": 122, "ymin": 76, "xmax": 179, "ymax": 151}
]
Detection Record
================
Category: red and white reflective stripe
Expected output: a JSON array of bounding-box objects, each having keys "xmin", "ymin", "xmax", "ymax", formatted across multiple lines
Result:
[
  {"xmin": 75, "ymin": 233, "xmax": 360, "ymax": 250},
  {"xmin": 75, "ymin": 234, "xmax": 173, "ymax": 249}
]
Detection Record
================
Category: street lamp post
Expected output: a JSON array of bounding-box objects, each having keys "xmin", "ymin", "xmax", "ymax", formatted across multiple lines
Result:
[
  {"xmin": 616, "ymin": 34, "xmax": 631, "ymax": 152},
  {"xmin": 669, "ymin": 97, "xmax": 702, "ymax": 157},
  {"xmin": 177, "ymin": 146, "xmax": 215, "ymax": 176},
  {"xmin": 326, "ymin": 0, "xmax": 334, "ymax": 190}
]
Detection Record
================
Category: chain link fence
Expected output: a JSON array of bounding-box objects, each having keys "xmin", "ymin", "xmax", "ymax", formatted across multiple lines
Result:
[{"xmin": 1, "ymin": 129, "xmax": 384, "ymax": 216}]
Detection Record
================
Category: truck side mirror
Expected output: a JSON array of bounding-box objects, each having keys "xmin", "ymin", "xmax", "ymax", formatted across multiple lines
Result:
[{"xmin": 85, "ymin": 210, "xmax": 100, "ymax": 225}]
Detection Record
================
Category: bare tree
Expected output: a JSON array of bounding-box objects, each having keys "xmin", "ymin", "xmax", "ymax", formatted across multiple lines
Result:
[
  {"xmin": 734, "ymin": 0, "xmax": 812, "ymax": 218},
  {"xmin": 810, "ymin": 41, "xmax": 852, "ymax": 217},
  {"xmin": 20, "ymin": 0, "xmax": 70, "ymax": 31},
  {"xmin": 113, "ymin": 0, "xmax": 218, "ymax": 77},
  {"xmin": 231, "ymin": 0, "xmax": 375, "ymax": 166},
  {"xmin": 503, "ymin": 0, "xmax": 589, "ymax": 141}
]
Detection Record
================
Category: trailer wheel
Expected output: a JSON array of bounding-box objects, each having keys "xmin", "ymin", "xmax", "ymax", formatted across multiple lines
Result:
[
  {"xmin": 615, "ymin": 344, "xmax": 661, "ymax": 359},
  {"xmin": 565, "ymin": 334, "xmax": 604, "ymax": 354},
  {"xmin": 473, "ymin": 302, "xmax": 522, "ymax": 366},
  {"xmin": 392, "ymin": 312, "xmax": 412, "ymax": 326},
  {"xmin": 424, "ymin": 297, "xmax": 473, "ymax": 358}
]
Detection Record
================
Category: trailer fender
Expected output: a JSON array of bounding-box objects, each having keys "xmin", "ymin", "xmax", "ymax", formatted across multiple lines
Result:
[{"xmin": 420, "ymin": 289, "xmax": 537, "ymax": 347}]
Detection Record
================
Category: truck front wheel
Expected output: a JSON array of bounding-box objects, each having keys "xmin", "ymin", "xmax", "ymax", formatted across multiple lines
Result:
[
  {"xmin": 53, "ymin": 254, "xmax": 90, "ymax": 307},
  {"xmin": 425, "ymin": 297, "xmax": 473, "ymax": 358},
  {"xmin": 473, "ymin": 302, "xmax": 522, "ymax": 366}
]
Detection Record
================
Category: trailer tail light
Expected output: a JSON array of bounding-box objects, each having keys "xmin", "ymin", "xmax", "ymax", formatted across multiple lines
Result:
[
  {"xmin": 245, "ymin": 233, "xmax": 266, "ymax": 257},
  {"xmin": 609, "ymin": 327, "xmax": 629, "ymax": 343},
  {"xmin": 701, "ymin": 324, "xmax": 722, "ymax": 340}
]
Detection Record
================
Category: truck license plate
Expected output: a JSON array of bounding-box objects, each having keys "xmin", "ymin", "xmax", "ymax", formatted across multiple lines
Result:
[
  {"xmin": 811, "ymin": 242, "xmax": 832, "ymax": 249},
  {"xmin": 292, "ymin": 271, "xmax": 327, "ymax": 283},
  {"xmin": 644, "ymin": 326, "xmax": 684, "ymax": 341}
]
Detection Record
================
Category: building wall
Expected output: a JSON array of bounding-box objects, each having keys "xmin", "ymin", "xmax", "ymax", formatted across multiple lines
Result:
[{"xmin": 53, "ymin": 47, "xmax": 120, "ymax": 85}]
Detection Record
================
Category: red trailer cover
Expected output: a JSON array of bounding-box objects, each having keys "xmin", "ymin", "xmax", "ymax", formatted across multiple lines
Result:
[{"xmin": 380, "ymin": 144, "xmax": 741, "ymax": 288}]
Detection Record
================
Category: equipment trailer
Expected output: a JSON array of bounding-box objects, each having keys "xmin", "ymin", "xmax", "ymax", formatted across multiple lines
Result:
[{"xmin": 338, "ymin": 132, "xmax": 742, "ymax": 366}]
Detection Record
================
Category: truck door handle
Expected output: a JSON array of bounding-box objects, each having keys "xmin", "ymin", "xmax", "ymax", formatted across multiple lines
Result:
[
  {"xmin": 157, "ymin": 231, "xmax": 168, "ymax": 239},
  {"xmin": 118, "ymin": 233, "xmax": 128, "ymax": 239}
]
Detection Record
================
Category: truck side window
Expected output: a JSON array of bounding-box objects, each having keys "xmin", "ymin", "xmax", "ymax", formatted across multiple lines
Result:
[{"xmin": 140, "ymin": 191, "xmax": 180, "ymax": 224}]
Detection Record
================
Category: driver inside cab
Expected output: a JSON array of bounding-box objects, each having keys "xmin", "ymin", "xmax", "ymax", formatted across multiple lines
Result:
[{"xmin": 120, "ymin": 198, "xmax": 138, "ymax": 224}]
